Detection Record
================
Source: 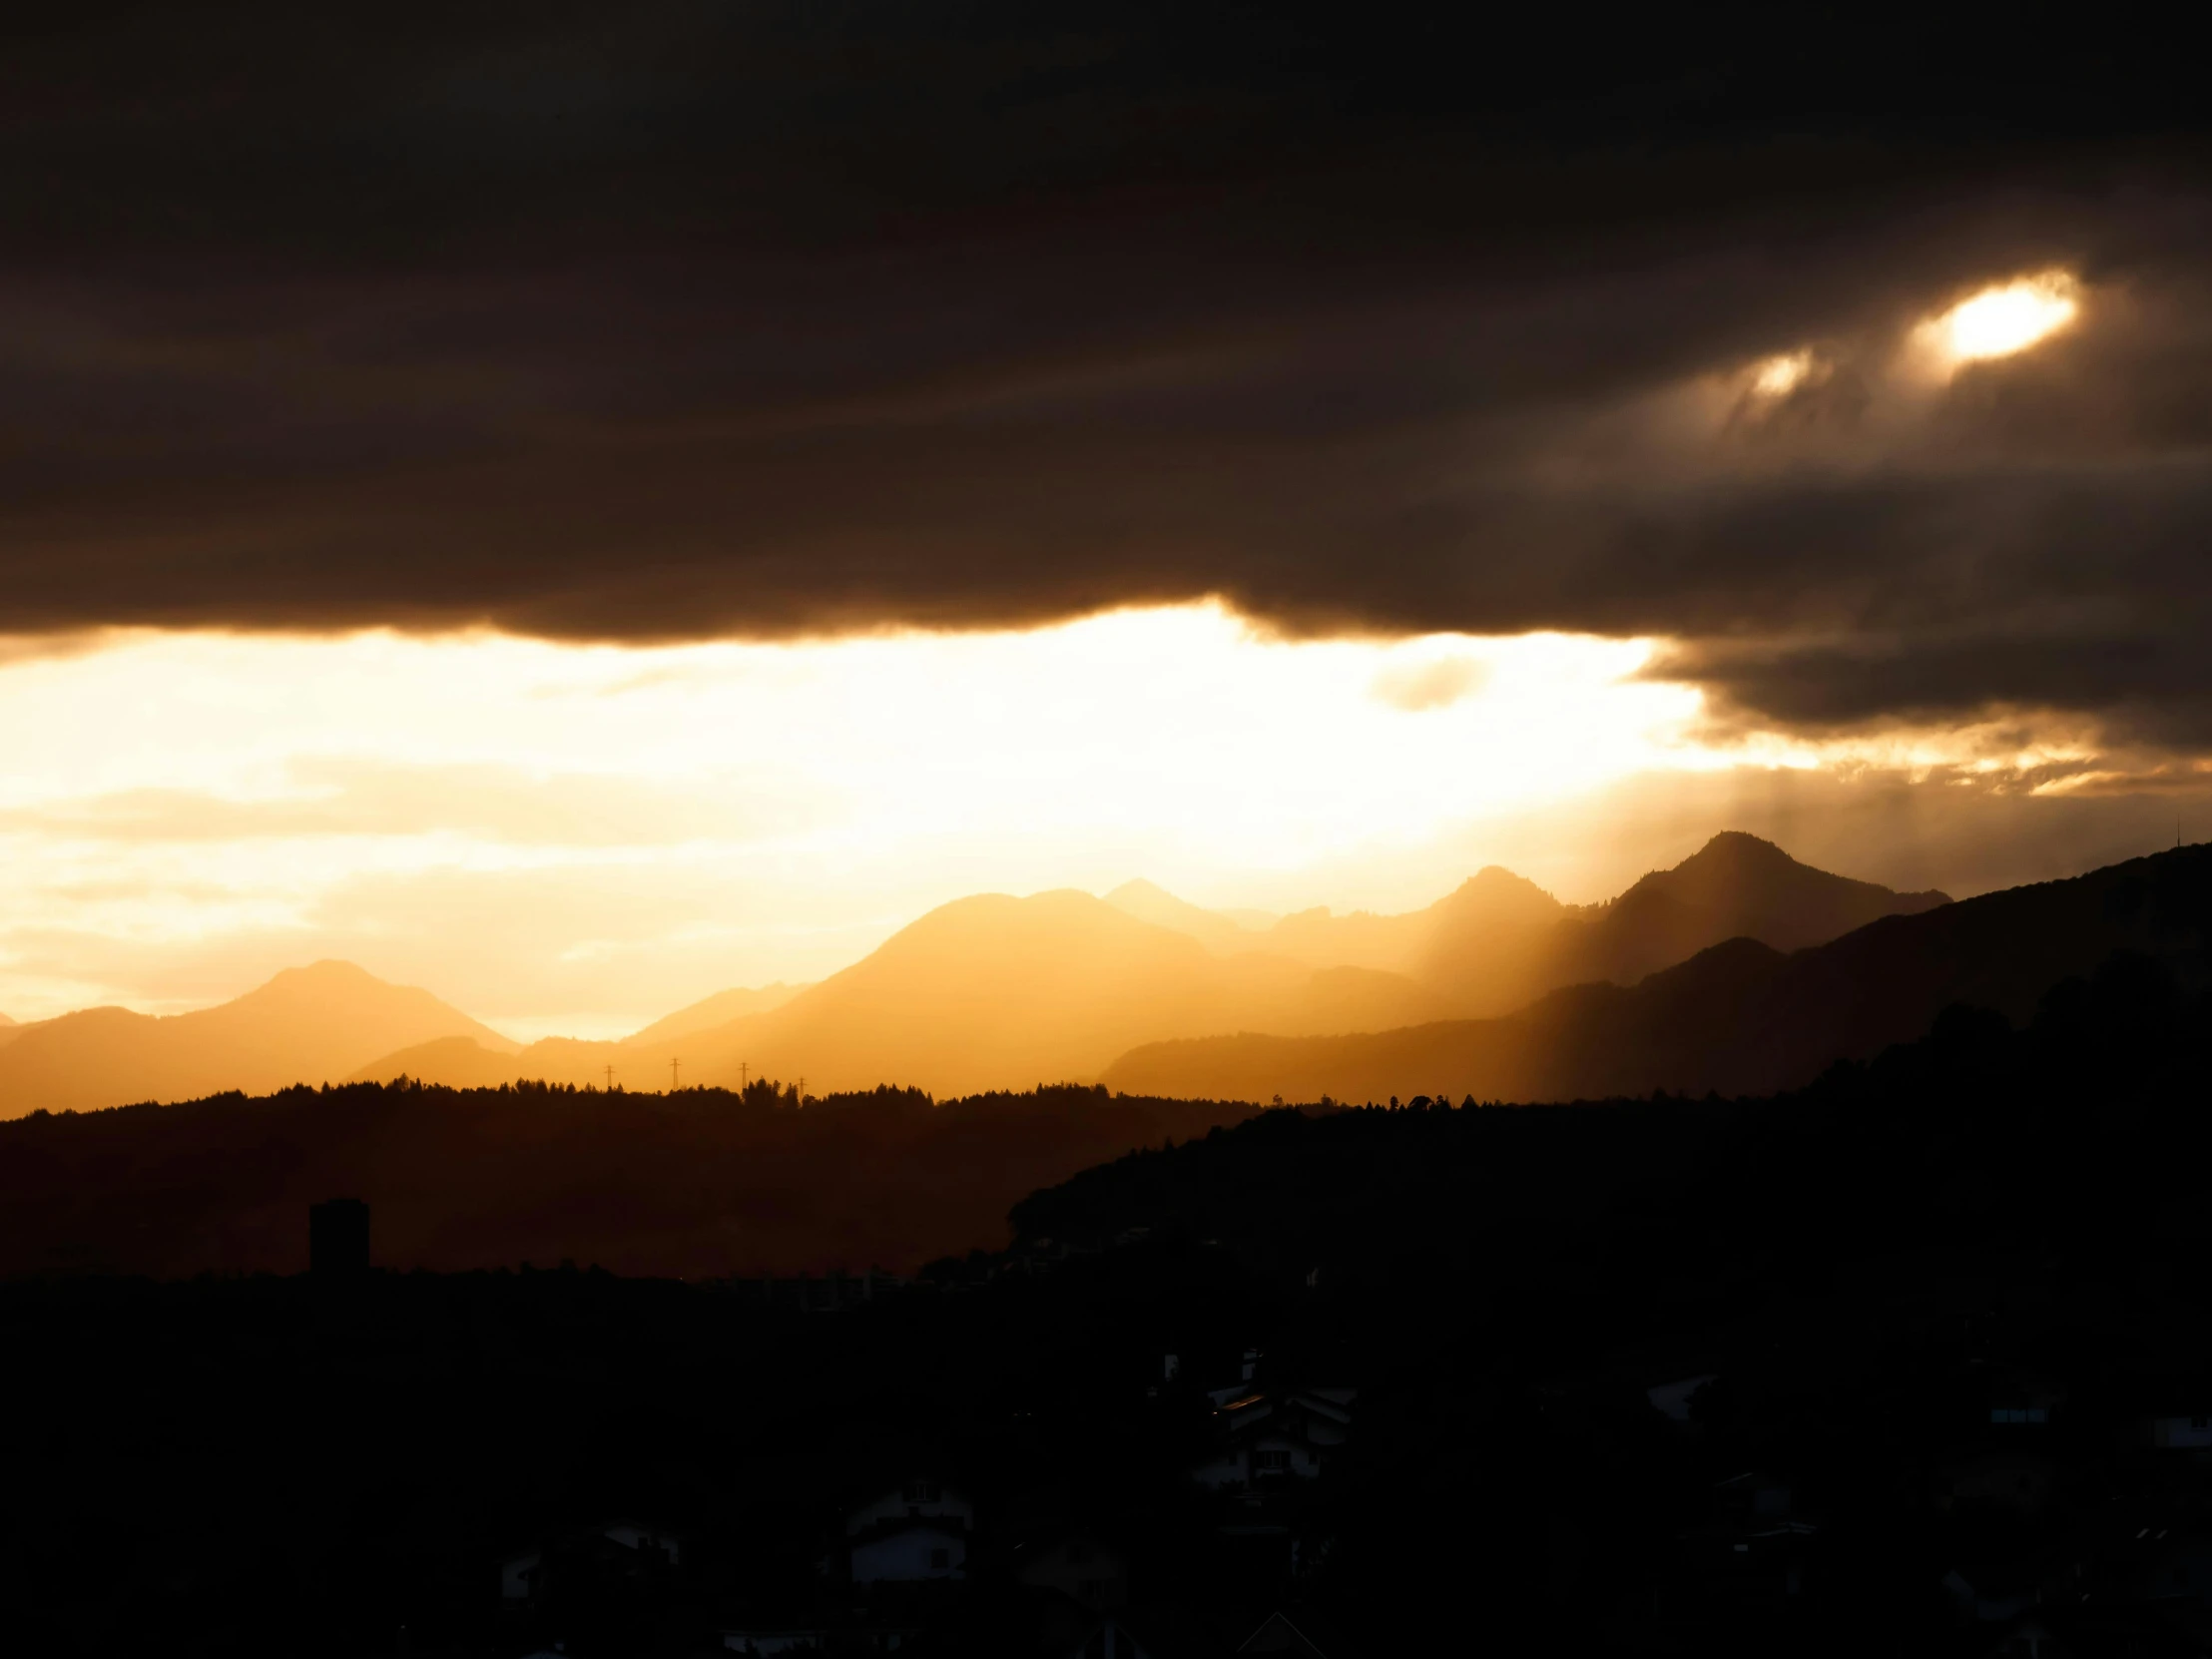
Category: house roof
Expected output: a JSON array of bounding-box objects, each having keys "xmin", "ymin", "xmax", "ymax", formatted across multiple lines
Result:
[{"xmin": 1240, "ymin": 1607, "xmax": 1363, "ymax": 1659}]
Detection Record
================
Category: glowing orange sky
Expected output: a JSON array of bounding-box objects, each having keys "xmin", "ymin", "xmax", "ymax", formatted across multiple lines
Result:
[{"xmin": 0, "ymin": 599, "xmax": 2177, "ymax": 1038}]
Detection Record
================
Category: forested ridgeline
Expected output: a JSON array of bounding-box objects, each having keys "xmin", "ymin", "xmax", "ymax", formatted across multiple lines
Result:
[
  {"xmin": 1017, "ymin": 950, "xmax": 2212, "ymax": 1298},
  {"xmin": 0, "ymin": 1080, "xmax": 1256, "ymax": 1279}
]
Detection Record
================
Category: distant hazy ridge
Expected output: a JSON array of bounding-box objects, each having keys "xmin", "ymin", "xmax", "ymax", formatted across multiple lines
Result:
[
  {"xmin": 0, "ymin": 833, "xmax": 1954, "ymax": 1115},
  {"xmin": 0, "ymin": 963, "xmax": 512, "ymax": 1117},
  {"xmin": 341, "ymin": 832, "xmax": 1955, "ymax": 1103},
  {"xmin": 1105, "ymin": 843, "xmax": 2212, "ymax": 1103}
]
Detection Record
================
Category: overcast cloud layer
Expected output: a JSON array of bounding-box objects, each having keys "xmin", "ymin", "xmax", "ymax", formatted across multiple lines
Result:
[{"xmin": 4, "ymin": 3, "xmax": 2209, "ymax": 751}]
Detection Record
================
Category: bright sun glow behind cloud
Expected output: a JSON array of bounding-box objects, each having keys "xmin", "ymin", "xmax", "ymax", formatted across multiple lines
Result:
[
  {"xmin": 0, "ymin": 608, "xmax": 1718, "ymax": 1030},
  {"xmin": 1920, "ymin": 270, "xmax": 2080, "ymax": 367},
  {"xmin": 0, "ymin": 605, "xmax": 2132, "ymax": 1037}
]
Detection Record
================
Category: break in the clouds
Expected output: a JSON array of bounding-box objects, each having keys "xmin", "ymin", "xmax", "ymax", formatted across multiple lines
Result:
[
  {"xmin": 0, "ymin": 615, "xmax": 1707, "ymax": 1029},
  {"xmin": 1, "ymin": 4, "xmax": 2209, "ymax": 753}
]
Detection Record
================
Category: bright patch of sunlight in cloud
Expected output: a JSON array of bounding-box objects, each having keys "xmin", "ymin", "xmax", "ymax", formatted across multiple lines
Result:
[
  {"xmin": 1749, "ymin": 348, "xmax": 1818, "ymax": 397},
  {"xmin": 0, "ymin": 609, "xmax": 1700, "ymax": 1027},
  {"xmin": 1917, "ymin": 270, "xmax": 2080, "ymax": 370}
]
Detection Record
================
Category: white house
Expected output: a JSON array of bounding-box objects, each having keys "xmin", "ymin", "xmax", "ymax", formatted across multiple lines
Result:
[
  {"xmin": 2146, "ymin": 1413, "xmax": 2212, "ymax": 1449},
  {"xmin": 1189, "ymin": 1386, "xmax": 1354, "ymax": 1491},
  {"xmin": 850, "ymin": 1521, "xmax": 966, "ymax": 1584}
]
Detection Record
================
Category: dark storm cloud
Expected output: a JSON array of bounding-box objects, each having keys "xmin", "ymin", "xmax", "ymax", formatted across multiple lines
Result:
[{"xmin": 2, "ymin": 2, "xmax": 2209, "ymax": 744}]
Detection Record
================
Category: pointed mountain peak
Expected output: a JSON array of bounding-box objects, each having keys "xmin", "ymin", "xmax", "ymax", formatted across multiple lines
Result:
[
  {"xmin": 266, "ymin": 958, "xmax": 387, "ymax": 987},
  {"xmin": 232, "ymin": 959, "xmax": 405, "ymax": 1007},
  {"xmin": 1584, "ymin": 831, "xmax": 1949, "ymax": 972},
  {"xmin": 216, "ymin": 960, "xmax": 520, "ymax": 1052},
  {"xmin": 1458, "ymin": 864, "xmax": 1559, "ymax": 895},
  {"xmin": 1682, "ymin": 830, "xmax": 1798, "ymax": 868},
  {"xmin": 1105, "ymin": 877, "xmax": 1177, "ymax": 903},
  {"xmin": 1658, "ymin": 831, "xmax": 1948, "ymax": 906},
  {"xmin": 1434, "ymin": 864, "xmax": 1565, "ymax": 922},
  {"xmin": 1616, "ymin": 832, "xmax": 1874, "ymax": 909}
]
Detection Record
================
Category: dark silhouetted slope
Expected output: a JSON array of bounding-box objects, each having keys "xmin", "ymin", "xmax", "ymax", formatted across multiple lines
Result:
[
  {"xmin": 0, "ymin": 961, "xmax": 518, "ymax": 1117},
  {"xmin": 1249, "ymin": 834, "xmax": 1944, "ymax": 1015},
  {"xmin": 0, "ymin": 1080, "xmax": 1255, "ymax": 1278},
  {"xmin": 1101, "ymin": 842, "xmax": 2211, "ymax": 1103},
  {"xmin": 1536, "ymin": 830, "xmax": 1950, "ymax": 991}
]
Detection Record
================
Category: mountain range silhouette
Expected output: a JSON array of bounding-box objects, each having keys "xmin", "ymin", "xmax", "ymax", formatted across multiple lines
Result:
[
  {"xmin": 354, "ymin": 889, "xmax": 1414, "ymax": 1100},
  {"xmin": 1186, "ymin": 830, "xmax": 1948, "ymax": 1011},
  {"xmin": 0, "ymin": 962, "xmax": 511, "ymax": 1116},
  {"xmin": 0, "ymin": 832, "xmax": 1962, "ymax": 1115},
  {"xmin": 1105, "ymin": 842, "xmax": 2212, "ymax": 1102},
  {"xmin": 349, "ymin": 833, "xmax": 1955, "ymax": 1100}
]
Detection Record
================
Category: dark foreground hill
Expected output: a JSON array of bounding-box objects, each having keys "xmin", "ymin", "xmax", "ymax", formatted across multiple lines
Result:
[
  {"xmin": 1104, "ymin": 840, "xmax": 2212, "ymax": 1103},
  {"xmin": 1033, "ymin": 952, "xmax": 2212, "ymax": 1267},
  {"xmin": 2, "ymin": 934, "xmax": 2209, "ymax": 1655},
  {"xmin": 0, "ymin": 1079, "xmax": 1252, "ymax": 1279}
]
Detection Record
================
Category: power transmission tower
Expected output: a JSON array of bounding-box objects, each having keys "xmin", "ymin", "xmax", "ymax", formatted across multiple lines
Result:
[
  {"xmin": 604, "ymin": 1064, "xmax": 614, "ymax": 1091},
  {"xmin": 741, "ymin": 1061, "xmax": 749, "ymax": 1091},
  {"xmin": 671, "ymin": 1057, "xmax": 681, "ymax": 1091}
]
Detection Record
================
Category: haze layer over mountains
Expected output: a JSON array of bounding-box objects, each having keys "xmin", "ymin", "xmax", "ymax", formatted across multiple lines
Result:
[
  {"xmin": 0, "ymin": 833, "xmax": 1956, "ymax": 1116},
  {"xmin": 1106, "ymin": 846, "xmax": 2212, "ymax": 1102}
]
